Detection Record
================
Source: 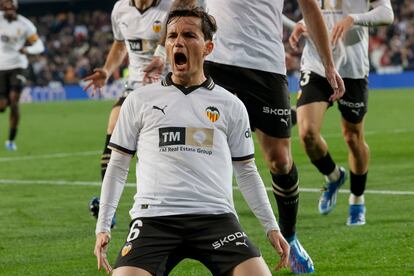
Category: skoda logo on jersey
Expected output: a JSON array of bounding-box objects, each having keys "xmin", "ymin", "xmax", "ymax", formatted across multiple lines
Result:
[
  {"xmin": 152, "ymin": 20, "xmax": 162, "ymax": 33},
  {"xmin": 121, "ymin": 242, "xmax": 132, "ymax": 257},
  {"xmin": 206, "ymin": 106, "xmax": 220, "ymax": 123}
]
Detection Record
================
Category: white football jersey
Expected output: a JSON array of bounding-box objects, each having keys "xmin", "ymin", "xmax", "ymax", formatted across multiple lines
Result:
[
  {"xmin": 111, "ymin": 0, "xmax": 172, "ymax": 86},
  {"xmin": 204, "ymin": 0, "xmax": 286, "ymax": 75},
  {"xmin": 109, "ymin": 73, "xmax": 254, "ymax": 218},
  {"xmin": 0, "ymin": 13, "xmax": 37, "ymax": 70},
  {"xmin": 301, "ymin": 0, "xmax": 371, "ymax": 78}
]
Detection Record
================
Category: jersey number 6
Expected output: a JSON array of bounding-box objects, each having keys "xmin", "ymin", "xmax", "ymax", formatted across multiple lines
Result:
[{"xmin": 127, "ymin": 219, "xmax": 143, "ymax": 242}]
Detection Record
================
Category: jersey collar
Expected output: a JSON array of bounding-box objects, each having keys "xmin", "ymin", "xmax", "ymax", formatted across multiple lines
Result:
[
  {"xmin": 129, "ymin": 0, "xmax": 161, "ymax": 14},
  {"xmin": 162, "ymin": 72, "xmax": 215, "ymax": 95}
]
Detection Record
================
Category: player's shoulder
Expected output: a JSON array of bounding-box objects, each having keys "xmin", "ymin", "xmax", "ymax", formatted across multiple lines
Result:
[
  {"xmin": 127, "ymin": 82, "xmax": 167, "ymax": 101},
  {"xmin": 112, "ymin": 0, "xmax": 131, "ymax": 15},
  {"xmin": 16, "ymin": 14, "xmax": 33, "ymax": 25}
]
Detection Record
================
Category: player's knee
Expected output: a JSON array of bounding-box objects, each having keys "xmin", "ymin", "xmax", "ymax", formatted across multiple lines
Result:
[
  {"xmin": 267, "ymin": 152, "xmax": 291, "ymax": 174},
  {"xmin": 299, "ymin": 125, "xmax": 319, "ymax": 148},
  {"xmin": 343, "ymin": 129, "xmax": 363, "ymax": 151}
]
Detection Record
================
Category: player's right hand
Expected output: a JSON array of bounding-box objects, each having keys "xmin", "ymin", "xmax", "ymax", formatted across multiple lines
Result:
[
  {"xmin": 143, "ymin": 56, "xmax": 165, "ymax": 85},
  {"xmin": 289, "ymin": 22, "xmax": 307, "ymax": 50},
  {"xmin": 83, "ymin": 68, "xmax": 109, "ymax": 95},
  {"xmin": 325, "ymin": 66, "xmax": 345, "ymax": 102},
  {"xmin": 94, "ymin": 232, "xmax": 112, "ymax": 274}
]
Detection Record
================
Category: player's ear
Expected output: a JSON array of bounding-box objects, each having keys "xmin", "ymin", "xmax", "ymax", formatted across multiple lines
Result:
[{"xmin": 204, "ymin": 41, "xmax": 214, "ymax": 56}]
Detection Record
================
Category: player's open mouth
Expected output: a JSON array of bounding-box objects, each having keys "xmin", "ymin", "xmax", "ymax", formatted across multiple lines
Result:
[{"xmin": 174, "ymin": 52, "xmax": 187, "ymax": 66}]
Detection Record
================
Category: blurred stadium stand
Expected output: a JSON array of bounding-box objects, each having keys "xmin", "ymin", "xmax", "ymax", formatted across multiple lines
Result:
[{"xmin": 13, "ymin": 0, "xmax": 414, "ymax": 101}]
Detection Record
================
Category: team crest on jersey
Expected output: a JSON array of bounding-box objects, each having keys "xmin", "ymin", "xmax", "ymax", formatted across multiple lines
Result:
[
  {"xmin": 121, "ymin": 242, "xmax": 133, "ymax": 257},
  {"xmin": 206, "ymin": 106, "xmax": 220, "ymax": 123},
  {"xmin": 152, "ymin": 20, "xmax": 162, "ymax": 33}
]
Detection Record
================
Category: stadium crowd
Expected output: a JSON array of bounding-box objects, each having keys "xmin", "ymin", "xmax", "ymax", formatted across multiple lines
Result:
[{"xmin": 24, "ymin": 0, "xmax": 414, "ymax": 85}]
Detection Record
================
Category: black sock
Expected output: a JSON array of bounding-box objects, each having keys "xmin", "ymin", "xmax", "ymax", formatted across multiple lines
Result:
[
  {"xmin": 350, "ymin": 171, "xmax": 367, "ymax": 196},
  {"xmin": 311, "ymin": 152, "xmax": 336, "ymax": 175},
  {"xmin": 9, "ymin": 128, "xmax": 17, "ymax": 141},
  {"xmin": 101, "ymin": 134, "xmax": 112, "ymax": 180},
  {"xmin": 271, "ymin": 163, "xmax": 299, "ymax": 239}
]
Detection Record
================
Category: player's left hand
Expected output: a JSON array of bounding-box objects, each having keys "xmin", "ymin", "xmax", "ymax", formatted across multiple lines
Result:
[
  {"xmin": 94, "ymin": 232, "xmax": 112, "ymax": 274},
  {"xmin": 331, "ymin": 16, "xmax": 354, "ymax": 46},
  {"xmin": 325, "ymin": 66, "xmax": 345, "ymax": 102},
  {"xmin": 267, "ymin": 229, "xmax": 290, "ymax": 271}
]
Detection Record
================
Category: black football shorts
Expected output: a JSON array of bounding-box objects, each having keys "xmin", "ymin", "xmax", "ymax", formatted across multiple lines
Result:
[
  {"xmin": 0, "ymin": 68, "xmax": 26, "ymax": 99},
  {"xmin": 297, "ymin": 70, "xmax": 368, "ymax": 124},
  {"xmin": 204, "ymin": 61, "xmax": 292, "ymax": 138},
  {"xmin": 114, "ymin": 213, "xmax": 261, "ymax": 276}
]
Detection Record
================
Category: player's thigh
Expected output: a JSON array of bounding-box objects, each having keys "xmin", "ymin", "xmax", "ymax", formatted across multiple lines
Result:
[
  {"xmin": 340, "ymin": 116, "xmax": 365, "ymax": 140},
  {"xmin": 230, "ymin": 257, "xmax": 271, "ymax": 276},
  {"xmin": 112, "ymin": 266, "xmax": 152, "ymax": 276},
  {"xmin": 297, "ymin": 102, "xmax": 329, "ymax": 137},
  {"xmin": 255, "ymin": 130, "xmax": 292, "ymax": 167},
  {"xmin": 338, "ymin": 78, "xmax": 368, "ymax": 124}
]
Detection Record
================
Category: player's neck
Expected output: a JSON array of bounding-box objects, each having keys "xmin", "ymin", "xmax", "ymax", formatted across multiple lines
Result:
[
  {"xmin": 4, "ymin": 14, "xmax": 17, "ymax": 22},
  {"xmin": 133, "ymin": 0, "xmax": 156, "ymax": 11},
  {"xmin": 171, "ymin": 72, "xmax": 206, "ymax": 88}
]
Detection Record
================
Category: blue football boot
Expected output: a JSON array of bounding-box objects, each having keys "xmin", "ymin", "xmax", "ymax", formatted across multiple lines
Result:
[{"xmin": 318, "ymin": 167, "xmax": 347, "ymax": 215}]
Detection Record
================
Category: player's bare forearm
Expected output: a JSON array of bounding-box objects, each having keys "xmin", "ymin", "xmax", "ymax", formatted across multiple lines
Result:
[
  {"xmin": 298, "ymin": 0, "xmax": 335, "ymax": 70},
  {"xmin": 103, "ymin": 40, "xmax": 128, "ymax": 77}
]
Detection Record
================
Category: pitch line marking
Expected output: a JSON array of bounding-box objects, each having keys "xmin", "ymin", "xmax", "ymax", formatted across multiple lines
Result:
[
  {"xmin": 1, "ymin": 128, "xmax": 413, "ymax": 162},
  {"xmin": 0, "ymin": 179, "xmax": 413, "ymax": 196},
  {"xmin": 0, "ymin": 150, "xmax": 100, "ymax": 162}
]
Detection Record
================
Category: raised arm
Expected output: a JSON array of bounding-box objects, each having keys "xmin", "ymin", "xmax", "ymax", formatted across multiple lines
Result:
[
  {"xmin": 20, "ymin": 33, "xmax": 44, "ymax": 55},
  {"xmin": 83, "ymin": 40, "xmax": 127, "ymax": 93},
  {"xmin": 331, "ymin": 0, "xmax": 394, "ymax": 45},
  {"xmin": 298, "ymin": 0, "xmax": 345, "ymax": 101}
]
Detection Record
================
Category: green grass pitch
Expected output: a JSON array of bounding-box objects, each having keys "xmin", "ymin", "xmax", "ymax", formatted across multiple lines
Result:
[{"xmin": 0, "ymin": 89, "xmax": 413, "ymax": 275}]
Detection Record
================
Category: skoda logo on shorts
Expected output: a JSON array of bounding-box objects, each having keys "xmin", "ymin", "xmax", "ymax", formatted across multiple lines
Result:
[{"xmin": 206, "ymin": 106, "xmax": 220, "ymax": 123}]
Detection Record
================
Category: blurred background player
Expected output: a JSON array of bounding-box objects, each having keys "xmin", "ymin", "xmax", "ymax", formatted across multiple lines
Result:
[
  {"xmin": 145, "ymin": 0, "xmax": 345, "ymax": 274},
  {"xmin": 0, "ymin": 0, "xmax": 44, "ymax": 151},
  {"xmin": 290, "ymin": 0, "xmax": 394, "ymax": 225},
  {"xmin": 83, "ymin": 0, "xmax": 176, "ymax": 225}
]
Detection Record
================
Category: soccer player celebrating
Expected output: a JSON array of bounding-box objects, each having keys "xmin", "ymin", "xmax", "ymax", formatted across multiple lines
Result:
[
  {"xmin": 0, "ymin": 0, "xmax": 44, "ymax": 151},
  {"xmin": 94, "ymin": 7, "xmax": 289, "ymax": 275},
  {"xmin": 289, "ymin": 0, "xmax": 394, "ymax": 225},
  {"xmin": 145, "ymin": 0, "xmax": 345, "ymax": 273}
]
